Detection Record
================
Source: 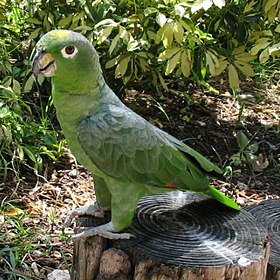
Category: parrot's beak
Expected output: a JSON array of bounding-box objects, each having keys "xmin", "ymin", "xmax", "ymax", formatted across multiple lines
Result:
[{"xmin": 32, "ymin": 51, "xmax": 56, "ymax": 77}]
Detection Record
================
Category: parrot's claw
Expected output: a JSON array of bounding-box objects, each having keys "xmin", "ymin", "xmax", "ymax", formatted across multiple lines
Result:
[
  {"xmin": 63, "ymin": 203, "xmax": 105, "ymax": 229},
  {"xmin": 71, "ymin": 222, "xmax": 133, "ymax": 240}
]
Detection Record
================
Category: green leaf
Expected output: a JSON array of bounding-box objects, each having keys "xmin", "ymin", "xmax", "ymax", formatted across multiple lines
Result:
[
  {"xmin": 28, "ymin": 28, "xmax": 41, "ymax": 39},
  {"xmin": 97, "ymin": 26, "xmax": 114, "ymax": 43},
  {"xmin": 181, "ymin": 50, "xmax": 191, "ymax": 77},
  {"xmin": 173, "ymin": 21, "xmax": 184, "ymax": 44},
  {"xmin": 58, "ymin": 15, "xmax": 73, "ymax": 26},
  {"xmin": 212, "ymin": 0, "xmax": 225, "ymax": 8},
  {"xmin": 74, "ymin": 26, "xmax": 93, "ymax": 32},
  {"xmin": 138, "ymin": 57, "xmax": 149, "ymax": 72},
  {"xmin": 162, "ymin": 22, "xmax": 174, "ymax": 48},
  {"xmin": 147, "ymin": 30, "xmax": 157, "ymax": 41},
  {"xmin": 12, "ymin": 80, "xmax": 21, "ymax": 95},
  {"xmin": 251, "ymin": 38, "xmax": 272, "ymax": 55},
  {"xmin": 259, "ymin": 48, "xmax": 270, "ymax": 63},
  {"xmin": 115, "ymin": 56, "xmax": 131, "ymax": 78},
  {"xmin": 174, "ymin": 4, "xmax": 185, "ymax": 18},
  {"xmin": 25, "ymin": 17, "xmax": 42, "ymax": 25},
  {"xmin": 235, "ymin": 62, "xmax": 254, "ymax": 76},
  {"xmin": 244, "ymin": 0, "xmax": 257, "ymax": 13},
  {"xmin": 214, "ymin": 58, "xmax": 227, "ymax": 76},
  {"xmin": 268, "ymin": 42, "xmax": 280, "ymax": 55},
  {"xmin": 105, "ymin": 56, "xmax": 119, "ymax": 69},
  {"xmin": 228, "ymin": 64, "xmax": 239, "ymax": 89},
  {"xmin": 95, "ymin": 18, "xmax": 118, "ymax": 28},
  {"xmin": 191, "ymin": 0, "xmax": 213, "ymax": 13},
  {"xmin": 275, "ymin": 24, "xmax": 280, "ymax": 33},
  {"xmin": 156, "ymin": 12, "xmax": 167, "ymax": 27},
  {"xmin": 23, "ymin": 75, "xmax": 35, "ymax": 94},
  {"xmin": 235, "ymin": 53, "xmax": 256, "ymax": 62},
  {"xmin": 109, "ymin": 34, "xmax": 120, "ymax": 55},
  {"xmin": 236, "ymin": 131, "xmax": 249, "ymax": 150},
  {"xmin": 165, "ymin": 51, "xmax": 181, "ymax": 75},
  {"xmin": 127, "ymin": 39, "xmax": 139, "ymax": 51},
  {"xmin": 264, "ymin": 0, "xmax": 277, "ymax": 13},
  {"xmin": 158, "ymin": 47, "xmax": 181, "ymax": 60},
  {"xmin": 205, "ymin": 51, "xmax": 216, "ymax": 76},
  {"xmin": 144, "ymin": 7, "xmax": 158, "ymax": 16}
]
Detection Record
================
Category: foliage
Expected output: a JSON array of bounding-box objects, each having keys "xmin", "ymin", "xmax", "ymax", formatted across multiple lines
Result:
[
  {"xmin": 0, "ymin": 1, "xmax": 279, "ymax": 276},
  {"xmin": 230, "ymin": 130, "xmax": 269, "ymax": 172},
  {"xmin": 0, "ymin": 198, "xmax": 69, "ymax": 279},
  {"xmin": 0, "ymin": 0, "xmax": 279, "ymax": 180}
]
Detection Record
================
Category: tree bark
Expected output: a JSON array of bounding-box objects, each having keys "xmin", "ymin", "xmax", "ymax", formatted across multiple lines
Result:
[{"xmin": 71, "ymin": 191, "xmax": 271, "ymax": 280}]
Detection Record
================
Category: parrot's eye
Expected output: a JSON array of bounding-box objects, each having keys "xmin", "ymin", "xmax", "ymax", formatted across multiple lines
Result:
[{"xmin": 61, "ymin": 45, "xmax": 78, "ymax": 58}]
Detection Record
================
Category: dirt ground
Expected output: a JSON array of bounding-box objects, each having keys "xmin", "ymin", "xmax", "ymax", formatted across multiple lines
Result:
[{"xmin": 0, "ymin": 76, "xmax": 279, "ymax": 279}]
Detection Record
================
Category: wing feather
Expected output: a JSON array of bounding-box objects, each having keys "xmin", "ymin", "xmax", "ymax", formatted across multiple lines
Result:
[{"xmin": 78, "ymin": 104, "xmax": 219, "ymax": 191}]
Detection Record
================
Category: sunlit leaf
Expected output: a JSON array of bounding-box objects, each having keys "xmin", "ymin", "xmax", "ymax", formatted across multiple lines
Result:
[
  {"xmin": 162, "ymin": 22, "xmax": 174, "ymax": 48},
  {"xmin": 268, "ymin": 42, "xmax": 280, "ymax": 55},
  {"xmin": 144, "ymin": 7, "xmax": 158, "ymax": 16},
  {"xmin": 156, "ymin": 12, "xmax": 167, "ymax": 27},
  {"xmin": 97, "ymin": 26, "xmax": 114, "ymax": 43},
  {"xmin": 244, "ymin": 0, "xmax": 257, "ymax": 13},
  {"xmin": 127, "ymin": 39, "xmax": 139, "ymax": 51},
  {"xmin": 264, "ymin": 0, "xmax": 277, "ymax": 13},
  {"xmin": 174, "ymin": 4, "xmax": 185, "ymax": 18},
  {"xmin": 213, "ymin": 0, "xmax": 225, "ymax": 9},
  {"xmin": 173, "ymin": 21, "xmax": 184, "ymax": 44},
  {"xmin": 158, "ymin": 47, "xmax": 181, "ymax": 60},
  {"xmin": 275, "ymin": 24, "xmax": 280, "ymax": 33},
  {"xmin": 95, "ymin": 18, "xmax": 118, "ymax": 28},
  {"xmin": 115, "ymin": 56, "xmax": 131, "ymax": 78},
  {"xmin": 165, "ymin": 51, "xmax": 181, "ymax": 75},
  {"xmin": 191, "ymin": 0, "xmax": 213, "ymax": 13}
]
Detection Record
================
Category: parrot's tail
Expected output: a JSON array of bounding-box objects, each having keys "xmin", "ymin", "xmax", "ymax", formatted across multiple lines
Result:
[{"xmin": 205, "ymin": 186, "xmax": 240, "ymax": 210}]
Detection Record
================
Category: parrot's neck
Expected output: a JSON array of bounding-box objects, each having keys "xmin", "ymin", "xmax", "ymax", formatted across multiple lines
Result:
[{"xmin": 51, "ymin": 75, "xmax": 123, "ymax": 173}]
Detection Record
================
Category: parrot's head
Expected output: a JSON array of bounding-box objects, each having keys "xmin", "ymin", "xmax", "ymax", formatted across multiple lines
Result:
[{"xmin": 32, "ymin": 30, "xmax": 101, "ymax": 91}]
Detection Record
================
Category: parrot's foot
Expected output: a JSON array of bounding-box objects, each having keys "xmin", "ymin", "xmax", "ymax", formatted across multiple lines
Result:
[
  {"xmin": 63, "ymin": 203, "xmax": 107, "ymax": 229},
  {"xmin": 71, "ymin": 222, "xmax": 133, "ymax": 240}
]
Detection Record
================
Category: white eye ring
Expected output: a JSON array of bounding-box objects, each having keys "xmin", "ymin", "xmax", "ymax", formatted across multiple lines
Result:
[{"xmin": 61, "ymin": 45, "xmax": 78, "ymax": 58}]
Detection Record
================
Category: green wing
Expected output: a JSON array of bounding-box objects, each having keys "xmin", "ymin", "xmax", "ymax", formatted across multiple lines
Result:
[{"xmin": 78, "ymin": 104, "xmax": 220, "ymax": 192}]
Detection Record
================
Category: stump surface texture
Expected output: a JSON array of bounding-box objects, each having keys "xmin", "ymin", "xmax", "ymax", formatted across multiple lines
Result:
[{"xmin": 72, "ymin": 191, "xmax": 270, "ymax": 280}]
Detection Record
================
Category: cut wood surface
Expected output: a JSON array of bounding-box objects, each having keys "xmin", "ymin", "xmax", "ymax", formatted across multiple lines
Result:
[
  {"xmin": 71, "ymin": 191, "xmax": 270, "ymax": 280},
  {"xmin": 245, "ymin": 199, "xmax": 280, "ymax": 280}
]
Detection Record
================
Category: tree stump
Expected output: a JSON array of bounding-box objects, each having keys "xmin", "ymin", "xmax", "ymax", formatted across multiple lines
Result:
[
  {"xmin": 245, "ymin": 199, "xmax": 280, "ymax": 280},
  {"xmin": 71, "ymin": 191, "xmax": 270, "ymax": 280}
]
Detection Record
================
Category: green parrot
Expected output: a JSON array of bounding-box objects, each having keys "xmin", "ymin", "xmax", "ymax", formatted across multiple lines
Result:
[{"xmin": 32, "ymin": 30, "xmax": 239, "ymax": 240}]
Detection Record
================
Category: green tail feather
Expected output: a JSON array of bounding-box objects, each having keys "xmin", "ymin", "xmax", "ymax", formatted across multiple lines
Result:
[{"xmin": 205, "ymin": 186, "xmax": 240, "ymax": 210}]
